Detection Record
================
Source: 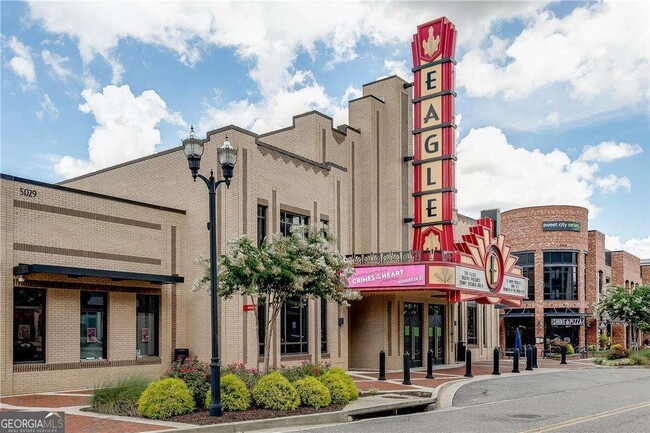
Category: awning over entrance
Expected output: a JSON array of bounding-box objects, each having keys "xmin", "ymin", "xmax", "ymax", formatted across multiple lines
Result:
[{"xmin": 13, "ymin": 263, "xmax": 183, "ymax": 284}]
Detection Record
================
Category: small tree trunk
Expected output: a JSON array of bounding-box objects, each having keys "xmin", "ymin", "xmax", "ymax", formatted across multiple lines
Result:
[{"xmin": 263, "ymin": 296, "xmax": 273, "ymax": 373}]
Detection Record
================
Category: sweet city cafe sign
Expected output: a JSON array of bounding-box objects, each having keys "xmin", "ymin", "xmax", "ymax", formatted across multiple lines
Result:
[{"xmin": 348, "ymin": 17, "xmax": 527, "ymax": 306}]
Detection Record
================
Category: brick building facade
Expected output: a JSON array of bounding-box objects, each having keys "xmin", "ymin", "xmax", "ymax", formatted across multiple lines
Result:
[
  {"xmin": 1, "ymin": 72, "xmax": 506, "ymax": 395},
  {"xmin": 499, "ymin": 205, "xmax": 644, "ymax": 354}
]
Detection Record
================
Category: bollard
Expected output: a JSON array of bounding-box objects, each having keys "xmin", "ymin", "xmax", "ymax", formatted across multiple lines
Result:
[
  {"xmin": 378, "ymin": 350, "xmax": 386, "ymax": 381},
  {"xmin": 512, "ymin": 349, "xmax": 520, "ymax": 373},
  {"xmin": 532, "ymin": 346, "xmax": 539, "ymax": 369},
  {"xmin": 426, "ymin": 349, "xmax": 434, "ymax": 379},
  {"xmin": 492, "ymin": 347, "xmax": 501, "ymax": 375},
  {"xmin": 525, "ymin": 345, "xmax": 534, "ymax": 371},
  {"xmin": 465, "ymin": 349, "xmax": 473, "ymax": 378},
  {"xmin": 560, "ymin": 345, "xmax": 567, "ymax": 364},
  {"xmin": 402, "ymin": 352, "xmax": 412, "ymax": 385}
]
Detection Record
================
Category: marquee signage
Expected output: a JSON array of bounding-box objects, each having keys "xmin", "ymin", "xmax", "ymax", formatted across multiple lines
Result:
[
  {"xmin": 348, "ymin": 265, "xmax": 426, "ymax": 289},
  {"xmin": 542, "ymin": 221, "xmax": 581, "ymax": 232},
  {"xmin": 411, "ymin": 17, "xmax": 457, "ymax": 252},
  {"xmin": 501, "ymin": 276, "xmax": 527, "ymax": 298},
  {"xmin": 456, "ymin": 266, "xmax": 490, "ymax": 293}
]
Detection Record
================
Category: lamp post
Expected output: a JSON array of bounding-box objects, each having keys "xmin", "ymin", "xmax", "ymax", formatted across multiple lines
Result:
[{"xmin": 182, "ymin": 126, "xmax": 237, "ymax": 417}]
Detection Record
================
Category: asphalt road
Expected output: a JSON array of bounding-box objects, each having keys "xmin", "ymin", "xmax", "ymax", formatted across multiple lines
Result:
[{"xmin": 288, "ymin": 368, "xmax": 650, "ymax": 433}]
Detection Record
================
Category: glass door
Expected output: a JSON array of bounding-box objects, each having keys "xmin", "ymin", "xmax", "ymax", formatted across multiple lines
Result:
[
  {"xmin": 404, "ymin": 303, "xmax": 423, "ymax": 367},
  {"xmin": 428, "ymin": 304, "xmax": 445, "ymax": 364}
]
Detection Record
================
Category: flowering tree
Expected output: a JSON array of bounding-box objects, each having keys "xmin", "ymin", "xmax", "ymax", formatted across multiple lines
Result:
[
  {"xmin": 596, "ymin": 285, "xmax": 650, "ymax": 349},
  {"xmin": 195, "ymin": 224, "xmax": 358, "ymax": 372}
]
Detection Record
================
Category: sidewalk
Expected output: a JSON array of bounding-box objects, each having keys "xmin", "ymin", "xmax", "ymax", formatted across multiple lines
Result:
[{"xmin": 0, "ymin": 357, "xmax": 596, "ymax": 433}]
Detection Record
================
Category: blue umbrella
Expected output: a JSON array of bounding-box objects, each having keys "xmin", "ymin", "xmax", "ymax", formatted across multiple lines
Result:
[{"xmin": 514, "ymin": 327, "xmax": 522, "ymax": 351}]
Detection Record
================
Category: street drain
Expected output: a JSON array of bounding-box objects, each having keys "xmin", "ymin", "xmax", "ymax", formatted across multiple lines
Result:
[{"xmin": 511, "ymin": 414, "xmax": 541, "ymax": 419}]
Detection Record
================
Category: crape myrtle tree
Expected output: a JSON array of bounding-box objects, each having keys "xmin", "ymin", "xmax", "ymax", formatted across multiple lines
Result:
[
  {"xmin": 194, "ymin": 224, "xmax": 359, "ymax": 373},
  {"xmin": 596, "ymin": 285, "xmax": 650, "ymax": 350}
]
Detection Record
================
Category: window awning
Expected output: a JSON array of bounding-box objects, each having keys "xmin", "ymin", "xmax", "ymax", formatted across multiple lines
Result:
[
  {"xmin": 502, "ymin": 308, "xmax": 535, "ymax": 317},
  {"xmin": 13, "ymin": 263, "xmax": 183, "ymax": 284}
]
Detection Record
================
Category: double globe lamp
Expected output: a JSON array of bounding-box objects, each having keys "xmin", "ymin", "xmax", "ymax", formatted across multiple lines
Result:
[{"xmin": 182, "ymin": 126, "xmax": 237, "ymax": 416}]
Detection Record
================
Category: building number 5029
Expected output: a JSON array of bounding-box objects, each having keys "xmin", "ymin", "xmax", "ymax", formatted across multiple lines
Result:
[{"xmin": 19, "ymin": 187, "xmax": 37, "ymax": 198}]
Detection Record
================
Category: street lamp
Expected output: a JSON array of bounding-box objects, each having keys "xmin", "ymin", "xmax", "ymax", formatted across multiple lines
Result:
[{"xmin": 182, "ymin": 125, "xmax": 237, "ymax": 417}]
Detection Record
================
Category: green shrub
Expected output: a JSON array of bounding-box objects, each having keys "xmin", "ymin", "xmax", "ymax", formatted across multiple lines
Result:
[
  {"xmin": 252, "ymin": 371, "xmax": 300, "ymax": 410},
  {"xmin": 91, "ymin": 376, "xmax": 150, "ymax": 416},
  {"xmin": 320, "ymin": 372, "xmax": 354, "ymax": 405},
  {"xmin": 599, "ymin": 335, "xmax": 611, "ymax": 349},
  {"xmin": 164, "ymin": 355, "xmax": 210, "ymax": 407},
  {"xmin": 587, "ymin": 345, "xmax": 597, "ymax": 352},
  {"xmin": 607, "ymin": 344, "xmax": 629, "ymax": 360},
  {"xmin": 294, "ymin": 376, "xmax": 331, "ymax": 408},
  {"xmin": 205, "ymin": 374, "xmax": 250, "ymax": 411},
  {"xmin": 277, "ymin": 361, "xmax": 331, "ymax": 382},
  {"xmin": 224, "ymin": 362, "xmax": 263, "ymax": 390},
  {"xmin": 138, "ymin": 378, "xmax": 195, "ymax": 419},
  {"xmin": 629, "ymin": 352, "xmax": 650, "ymax": 366},
  {"xmin": 325, "ymin": 368, "xmax": 358, "ymax": 401},
  {"xmin": 567, "ymin": 344, "xmax": 575, "ymax": 355}
]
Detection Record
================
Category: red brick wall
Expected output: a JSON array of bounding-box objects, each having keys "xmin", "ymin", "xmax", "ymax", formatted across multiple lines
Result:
[
  {"xmin": 501, "ymin": 205, "xmax": 589, "ymax": 352},
  {"xmin": 641, "ymin": 265, "xmax": 650, "ymax": 285},
  {"xmin": 610, "ymin": 251, "xmax": 641, "ymax": 288}
]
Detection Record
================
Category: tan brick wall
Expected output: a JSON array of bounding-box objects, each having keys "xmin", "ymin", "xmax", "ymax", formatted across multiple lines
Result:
[{"xmin": 47, "ymin": 289, "xmax": 80, "ymax": 363}]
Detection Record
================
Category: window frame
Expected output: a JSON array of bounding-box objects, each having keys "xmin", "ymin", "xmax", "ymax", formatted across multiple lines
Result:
[
  {"xmin": 280, "ymin": 210, "xmax": 309, "ymax": 237},
  {"xmin": 280, "ymin": 297, "xmax": 309, "ymax": 355},
  {"xmin": 80, "ymin": 291, "xmax": 108, "ymax": 360},
  {"xmin": 136, "ymin": 294, "xmax": 159, "ymax": 357},
  {"xmin": 13, "ymin": 287, "xmax": 46, "ymax": 364},
  {"xmin": 320, "ymin": 298, "xmax": 328, "ymax": 353},
  {"xmin": 543, "ymin": 251, "xmax": 578, "ymax": 301},
  {"xmin": 257, "ymin": 204, "xmax": 267, "ymax": 247},
  {"xmin": 513, "ymin": 252, "xmax": 535, "ymax": 301}
]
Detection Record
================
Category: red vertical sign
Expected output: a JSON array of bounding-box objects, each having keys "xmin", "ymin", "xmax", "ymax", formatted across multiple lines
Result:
[{"xmin": 411, "ymin": 17, "xmax": 457, "ymax": 252}]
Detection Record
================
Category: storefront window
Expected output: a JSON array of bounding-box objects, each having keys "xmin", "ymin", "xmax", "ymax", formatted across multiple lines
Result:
[
  {"xmin": 257, "ymin": 205, "xmax": 267, "ymax": 247},
  {"xmin": 280, "ymin": 211, "xmax": 309, "ymax": 237},
  {"xmin": 321, "ymin": 298, "xmax": 328, "ymax": 353},
  {"xmin": 543, "ymin": 251, "xmax": 578, "ymax": 300},
  {"xmin": 513, "ymin": 252, "xmax": 535, "ymax": 300},
  {"xmin": 14, "ymin": 288, "xmax": 45, "ymax": 363},
  {"xmin": 136, "ymin": 295, "xmax": 159, "ymax": 357},
  {"xmin": 467, "ymin": 301, "xmax": 477, "ymax": 345},
  {"xmin": 281, "ymin": 298, "xmax": 308, "ymax": 354},
  {"xmin": 80, "ymin": 292, "xmax": 107, "ymax": 360}
]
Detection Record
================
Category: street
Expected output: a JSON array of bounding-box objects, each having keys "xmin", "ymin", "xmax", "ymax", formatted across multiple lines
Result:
[{"xmin": 292, "ymin": 368, "xmax": 650, "ymax": 433}]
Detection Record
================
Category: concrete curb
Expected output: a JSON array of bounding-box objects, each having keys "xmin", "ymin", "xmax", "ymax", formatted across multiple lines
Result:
[{"xmin": 174, "ymin": 397, "xmax": 436, "ymax": 433}]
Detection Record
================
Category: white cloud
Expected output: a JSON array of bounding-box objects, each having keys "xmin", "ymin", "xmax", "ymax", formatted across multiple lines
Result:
[
  {"xmin": 28, "ymin": 1, "xmax": 547, "ymax": 129},
  {"xmin": 54, "ymin": 85, "xmax": 186, "ymax": 178},
  {"xmin": 381, "ymin": 59, "xmax": 413, "ymax": 82},
  {"xmin": 35, "ymin": 94, "xmax": 59, "ymax": 120},
  {"xmin": 5, "ymin": 36, "xmax": 36, "ymax": 85},
  {"xmin": 457, "ymin": 2, "xmax": 649, "ymax": 124},
  {"xmin": 579, "ymin": 141, "xmax": 644, "ymax": 163},
  {"xmin": 456, "ymin": 127, "xmax": 635, "ymax": 217},
  {"xmin": 41, "ymin": 50, "xmax": 74, "ymax": 81},
  {"xmin": 605, "ymin": 235, "xmax": 650, "ymax": 260}
]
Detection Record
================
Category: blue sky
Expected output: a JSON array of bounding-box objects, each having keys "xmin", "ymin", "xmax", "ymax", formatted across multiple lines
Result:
[{"xmin": 1, "ymin": 1, "xmax": 648, "ymax": 258}]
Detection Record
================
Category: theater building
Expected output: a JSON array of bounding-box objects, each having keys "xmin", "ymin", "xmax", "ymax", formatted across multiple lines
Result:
[
  {"xmin": 0, "ymin": 17, "xmax": 526, "ymax": 395},
  {"xmin": 499, "ymin": 205, "xmax": 643, "ymax": 353}
]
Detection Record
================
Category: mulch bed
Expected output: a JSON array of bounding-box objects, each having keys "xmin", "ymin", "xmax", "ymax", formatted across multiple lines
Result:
[{"xmin": 169, "ymin": 405, "xmax": 344, "ymax": 425}]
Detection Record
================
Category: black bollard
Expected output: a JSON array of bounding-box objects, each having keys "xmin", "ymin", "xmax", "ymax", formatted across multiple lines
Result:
[
  {"xmin": 560, "ymin": 345, "xmax": 567, "ymax": 364},
  {"xmin": 378, "ymin": 350, "xmax": 386, "ymax": 381},
  {"xmin": 465, "ymin": 349, "xmax": 473, "ymax": 378},
  {"xmin": 512, "ymin": 349, "xmax": 520, "ymax": 373},
  {"xmin": 426, "ymin": 349, "xmax": 434, "ymax": 379},
  {"xmin": 492, "ymin": 347, "xmax": 501, "ymax": 375},
  {"xmin": 525, "ymin": 346, "xmax": 534, "ymax": 371},
  {"xmin": 532, "ymin": 346, "xmax": 539, "ymax": 369},
  {"xmin": 402, "ymin": 352, "xmax": 412, "ymax": 385}
]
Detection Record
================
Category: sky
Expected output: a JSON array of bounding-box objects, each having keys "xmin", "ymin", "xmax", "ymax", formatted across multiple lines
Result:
[{"xmin": 1, "ymin": 0, "xmax": 649, "ymax": 259}]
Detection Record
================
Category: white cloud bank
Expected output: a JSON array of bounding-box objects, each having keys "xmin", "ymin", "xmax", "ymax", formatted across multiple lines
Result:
[
  {"xmin": 456, "ymin": 127, "xmax": 639, "ymax": 217},
  {"xmin": 605, "ymin": 235, "xmax": 650, "ymax": 260},
  {"xmin": 28, "ymin": 1, "xmax": 547, "ymax": 132},
  {"xmin": 54, "ymin": 85, "xmax": 185, "ymax": 178},
  {"xmin": 457, "ymin": 1, "xmax": 649, "ymax": 128}
]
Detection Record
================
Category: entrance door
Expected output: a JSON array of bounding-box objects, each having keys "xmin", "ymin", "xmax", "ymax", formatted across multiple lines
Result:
[
  {"xmin": 404, "ymin": 303, "xmax": 423, "ymax": 367},
  {"xmin": 428, "ymin": 304, "xmax": 445, "ymax": 364}
]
